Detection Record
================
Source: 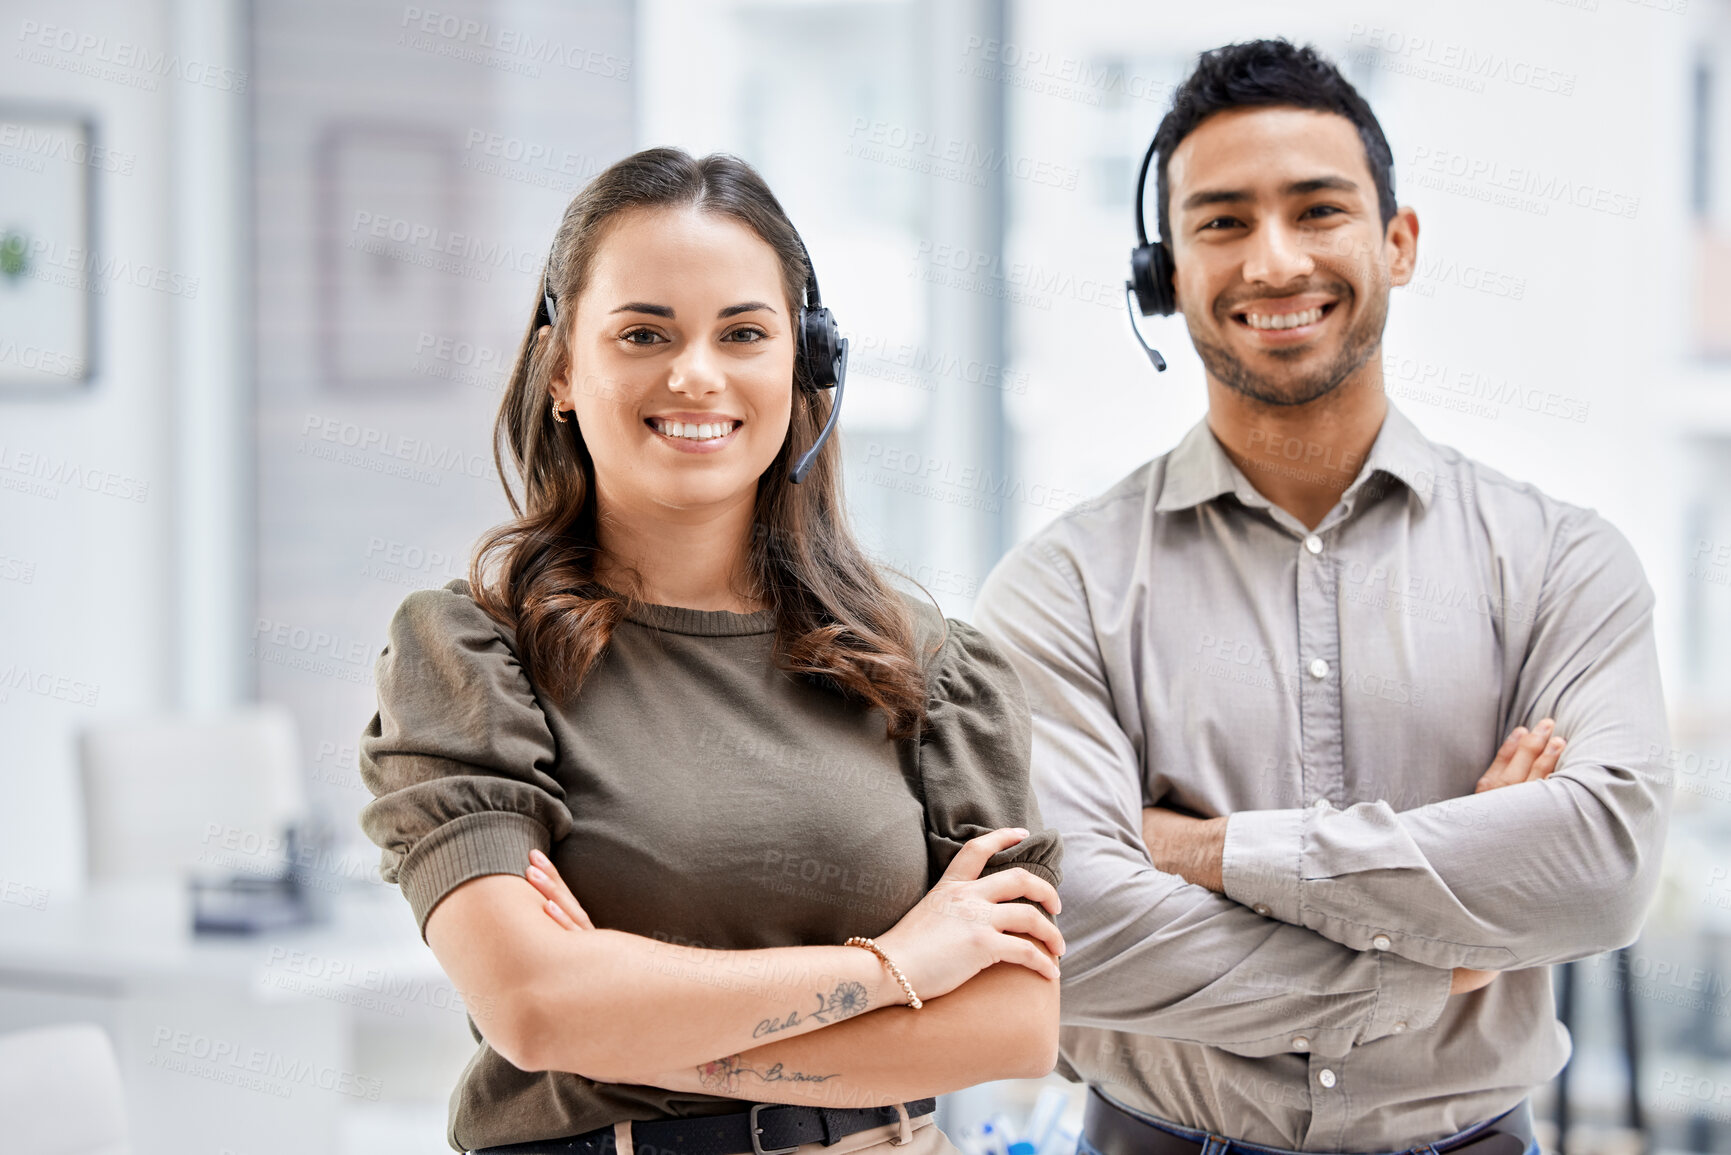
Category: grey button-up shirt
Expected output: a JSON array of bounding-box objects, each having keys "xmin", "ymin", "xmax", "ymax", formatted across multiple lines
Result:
[{"xmin": 972, "ymin": 403, "xmax": 1671, "ymax": 1151}]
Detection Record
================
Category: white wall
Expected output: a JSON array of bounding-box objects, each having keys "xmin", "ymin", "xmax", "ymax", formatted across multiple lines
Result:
[{"xmin": 0, "ymin": 0, "xmax": 195, "ymax": 897}]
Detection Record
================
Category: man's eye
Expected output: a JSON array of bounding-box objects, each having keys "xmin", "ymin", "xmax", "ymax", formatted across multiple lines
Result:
[
  {"xmin": 1201, "ymin": 217, "xmax": 1242, "ymax": 231},
  {"xmin": 1303, "ymin": 205, "xmax": 1344, "ymax": 219}
]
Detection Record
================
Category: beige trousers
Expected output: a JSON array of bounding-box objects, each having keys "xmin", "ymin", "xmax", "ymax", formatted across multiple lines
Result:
[{"xmin": 612, "ymin": 1105, "xmax": 960, "ymax": 1155}]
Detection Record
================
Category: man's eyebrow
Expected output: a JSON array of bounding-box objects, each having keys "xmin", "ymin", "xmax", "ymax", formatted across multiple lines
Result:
[{"xmin": 1179, "ymin": 175, "xmax": 1361, "ymax": 211}]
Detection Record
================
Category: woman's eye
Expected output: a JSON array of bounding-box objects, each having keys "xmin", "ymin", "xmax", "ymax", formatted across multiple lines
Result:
[
  {"xmin": 620, "ymin": 328, "xmax": 664, "ymax": 346},
  {"xmin": 724, "ymin": 326, "xmax": 768, "ymax": 343}
]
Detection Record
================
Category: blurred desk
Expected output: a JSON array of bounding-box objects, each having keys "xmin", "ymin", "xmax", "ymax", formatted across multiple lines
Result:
[{"xmin": 0, "ymin": 879, "xmax": 464, "ymax": 1155}]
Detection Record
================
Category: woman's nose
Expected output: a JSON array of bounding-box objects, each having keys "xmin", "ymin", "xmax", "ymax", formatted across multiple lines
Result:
[{"xmin": 666, "ymin": 341, "xmax": 725, "ymax": 397}]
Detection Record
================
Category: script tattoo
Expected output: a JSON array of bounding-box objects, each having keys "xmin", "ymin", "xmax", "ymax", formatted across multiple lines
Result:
[
  {"xmin": 751, "ymin": 980, "xmax": 870, "ymax": 1039},
  {"xmin": 697, "ymin": 1054, "xmax": 841, "ymax": 1093}
]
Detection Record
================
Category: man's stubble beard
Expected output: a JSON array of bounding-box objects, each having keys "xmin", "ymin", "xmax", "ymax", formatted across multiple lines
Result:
[{"xmin": 1187, "ymin": 282, "xmax": 1389, "ymax": 408}]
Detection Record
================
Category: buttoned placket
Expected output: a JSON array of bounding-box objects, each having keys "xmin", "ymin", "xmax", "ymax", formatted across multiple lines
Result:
[
  {"xmin": 1266, "ymin": 501, "xmax": 1356, "ymax": 1145},
  {"xmin": 1294, "ymin": 518, "xmax": 1344, "ymax": 814},
  {"xmin": 1219, "ymin": 478, "xmax": 1385, "ymax": 1144}
]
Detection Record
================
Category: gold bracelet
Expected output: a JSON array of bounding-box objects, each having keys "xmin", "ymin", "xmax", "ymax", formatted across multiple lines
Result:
[{"xmin": 844, "ymin": 936, "xmax": 923, "ymax": 1009}]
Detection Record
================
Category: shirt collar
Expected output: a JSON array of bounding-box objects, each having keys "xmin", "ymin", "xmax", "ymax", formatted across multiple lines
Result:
[{"xmin": 1154, "ymin": 401, "xmax": 1440, "ymax": 515}]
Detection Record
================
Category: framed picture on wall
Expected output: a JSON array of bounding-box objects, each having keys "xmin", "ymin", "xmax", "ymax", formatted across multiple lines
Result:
[
  {"xmin": 0, "ymin": 108, "xmax": 98, "ymax": 389},
  {"xmin": 314, "ymin": 120, "xmax": 462, "ymax": 390}
]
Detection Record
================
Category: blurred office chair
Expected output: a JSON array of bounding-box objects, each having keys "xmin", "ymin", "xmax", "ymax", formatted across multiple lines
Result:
[
  {"xmin": 77, "ymin": 704, "xmax": 308, "ymax": 884},
  {"xmin": 0, "ymin": 1022, "xmax": 131, "ymax": 1154}
]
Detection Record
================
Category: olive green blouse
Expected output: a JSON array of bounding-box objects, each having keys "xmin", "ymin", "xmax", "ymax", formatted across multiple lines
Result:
[{"xmin": 357, "ymin": 578, "xmax": 1061, "ymax": 1152}]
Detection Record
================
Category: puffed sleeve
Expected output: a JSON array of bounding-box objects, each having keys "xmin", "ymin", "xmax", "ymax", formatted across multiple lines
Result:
[
  {"xmin": 914, "ymin": 612, "xmax": 1064, "ymax": 922},
  {"xmin": 357, "ymin": 581, "xmax": 574, "ymax": 942}
]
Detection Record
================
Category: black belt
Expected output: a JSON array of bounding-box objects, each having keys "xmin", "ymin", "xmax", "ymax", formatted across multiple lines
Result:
[
  {"xmin": 1083, "ymin": 1086, "xmax": 1533, "ymax": 1155},
  {"xmin": 472, "ymin": 1098, "xmax": 939, "ymax": 1155}
]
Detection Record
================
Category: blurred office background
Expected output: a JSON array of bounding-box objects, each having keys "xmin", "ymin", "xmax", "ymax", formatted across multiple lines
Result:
[{"xmin": 2, "ymin": 0, "xmax": 1729, "ymax": 1151}]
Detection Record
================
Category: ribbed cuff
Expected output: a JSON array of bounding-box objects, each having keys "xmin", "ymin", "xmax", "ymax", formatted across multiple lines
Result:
[{"xmin": 397, "ymin": 810, "xmax": 550, "ymax": 942}]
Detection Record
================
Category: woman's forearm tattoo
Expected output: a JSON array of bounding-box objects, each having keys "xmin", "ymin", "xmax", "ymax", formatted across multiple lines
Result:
[
  {"xmin": 697, "ymin": 1054, "xmax": 840, "ymax": 1092},
  {"xmin": 700, "ymin": 979, "xmax": 867, "ymax": 1091},
  {"xmin": 750, "ymin": 980, "xmax": 869, "ymax": 1039}
]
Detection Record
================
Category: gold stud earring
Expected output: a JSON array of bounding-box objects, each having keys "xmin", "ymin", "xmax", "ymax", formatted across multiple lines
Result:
[{"xmin": 551, "ymin": 397, "xmax": 568, "ymax": 423}]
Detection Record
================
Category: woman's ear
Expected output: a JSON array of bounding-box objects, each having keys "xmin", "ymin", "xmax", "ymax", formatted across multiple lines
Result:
[{"xmin": 547, "ymin": 332, "xmax": 572, "ymax": 410}]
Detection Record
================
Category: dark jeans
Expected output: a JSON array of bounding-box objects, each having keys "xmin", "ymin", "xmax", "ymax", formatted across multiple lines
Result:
[{"xmin": 1075, "ymin": 1100, "xmax": 1539, "ymax": 1155}]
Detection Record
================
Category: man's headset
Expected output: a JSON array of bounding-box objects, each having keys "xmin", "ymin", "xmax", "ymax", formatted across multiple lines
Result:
[
  {"xmin": 537, "ymin": 234, "xmax": 848, "ymax": 485},
  {"xmin": 1125, "ymin": 135, "xmax": 1174, "ymax": 372}
]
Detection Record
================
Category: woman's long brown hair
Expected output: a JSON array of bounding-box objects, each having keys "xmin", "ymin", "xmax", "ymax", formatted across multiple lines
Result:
[{"xmin": 468, "ymin": 147, "xmax": 935, "ymax": 741}]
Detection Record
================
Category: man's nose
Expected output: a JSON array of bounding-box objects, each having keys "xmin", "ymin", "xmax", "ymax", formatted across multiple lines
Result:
[{"xmin": 1241, "ymin": 220, "xmax": 1316, "ymax": 287}]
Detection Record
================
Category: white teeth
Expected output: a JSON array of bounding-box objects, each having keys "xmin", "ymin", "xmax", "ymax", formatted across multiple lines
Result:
[
  {"xmin": 654, "ymin": 419, "xmax": 735, "ymax": 441},
  {"xmin": 1244, "ymin": 306, "xmax": 1325, "ymax": 330}
]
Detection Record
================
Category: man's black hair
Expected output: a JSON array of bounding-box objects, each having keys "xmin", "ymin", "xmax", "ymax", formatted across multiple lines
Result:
[{"xmin": 1152, "ymin": 38, "xmax": 1396, "ymax": 245}]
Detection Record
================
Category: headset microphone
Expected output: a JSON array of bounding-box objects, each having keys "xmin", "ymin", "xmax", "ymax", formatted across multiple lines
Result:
[
  {"xmin": 537, "ymin": 235, "xmax": 847, "ymax": 486},
  {"xmin": 1125, "ymin": 134, "xmax": 1174, "ymax": 372}
]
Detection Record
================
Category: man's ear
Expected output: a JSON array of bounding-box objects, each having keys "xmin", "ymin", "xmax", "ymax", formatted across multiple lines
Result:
[{"xmin": 1385, "ymin": 206, "xmax": 1420, "ymax": 287}]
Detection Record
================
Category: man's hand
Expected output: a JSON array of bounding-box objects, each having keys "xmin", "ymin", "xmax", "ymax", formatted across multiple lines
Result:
[
  {"xmin": 1449, "ymin": 966, "xmax": 1498, "ymax": 995},
  {"xmin": 1139, "ymin": 808, "xmax": 1229, "ymax": 893},
  {"xmin": 1474, "ymin": 718, "xmax": 1566, "ymax": 793},
  {"xmin": 1453, "ymin": 718, "xmax": 1566, "ymax": 994}
]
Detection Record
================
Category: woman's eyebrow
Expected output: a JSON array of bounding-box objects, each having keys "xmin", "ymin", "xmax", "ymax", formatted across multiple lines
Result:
[{"xmin": 606, "ymin": 302, "xmax": 778, "ymax": 318}]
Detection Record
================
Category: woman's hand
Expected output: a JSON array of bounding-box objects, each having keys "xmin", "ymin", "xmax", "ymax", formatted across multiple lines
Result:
[
  {"xmin": 872, "ymin": 827, "xmax": 1065, "ymax": 1001},
  {"xmin": 525, "ymin": 848, "xmax": 595, "ymax": 931}
]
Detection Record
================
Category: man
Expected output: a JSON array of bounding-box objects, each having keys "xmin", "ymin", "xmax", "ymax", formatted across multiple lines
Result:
[{"xmin": 972, "ymin": 38, "xmax": 1671, "ymax": 1155}]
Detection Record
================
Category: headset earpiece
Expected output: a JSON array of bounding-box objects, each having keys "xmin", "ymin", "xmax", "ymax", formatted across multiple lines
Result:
[
  {"xmin": 796, "ymin": 299, "xmax": 843, "ymax": 392},
  {"xmin": 787, "ymin": 238, "xmax": 848, "ymax": 484},
  {"xmin": 1129, "ymin": 240, "xmax": 1177, "ymax": 318}
]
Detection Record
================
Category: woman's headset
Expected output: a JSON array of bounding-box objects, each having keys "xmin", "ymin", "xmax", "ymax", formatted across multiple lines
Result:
[
  {"xmin": 538, "ymin": 232, "xmax": 848, "ymax": 485},
  {"xmin": 1125, "ymin": 135, "xmax": 1173, "ymax": 372}
]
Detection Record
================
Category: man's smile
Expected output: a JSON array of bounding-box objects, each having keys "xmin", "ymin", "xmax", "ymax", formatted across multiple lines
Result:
[{"xmin": 1227, "ymin": 296, "xmax": 1341, "ymax": 344}]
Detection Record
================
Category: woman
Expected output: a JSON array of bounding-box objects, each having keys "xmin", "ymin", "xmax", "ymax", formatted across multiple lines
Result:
[{"xmin": 357, "ymin": 147, "xmax": 1064, "ymax": 1155}]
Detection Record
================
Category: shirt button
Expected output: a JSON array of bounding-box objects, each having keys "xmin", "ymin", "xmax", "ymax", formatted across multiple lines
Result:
[
  {"xmin": 1308, "ymin": 658, "xmax": 1330, "ymax": 680},
  {"xmin": 1253, "ymin": 903, "xmax": 1271, "ymax": 916},
  {"xmin": 1318, "ymin": 1068, "xmax": 1337, "ymax": 1089},
  {"xmin": 1303, "ymin": 535, "xmax": 1323, "ymax": 555},
  {"xmin": 1372, "ymin": 934, "xmax": 1392, "ymax": 951},
  {"xmin": 1392, "ymin": 1021, "xmax": 1408, "ymax": 1033},
  {"xmin": 1292, "ymin": 1035, "xmax": 1310, "ymax": 1052}
]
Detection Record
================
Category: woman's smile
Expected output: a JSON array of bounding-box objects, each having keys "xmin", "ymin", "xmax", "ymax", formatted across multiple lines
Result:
[{"xmin": 644, "ymin": 413, "xmax": 745, "ymax": 454}]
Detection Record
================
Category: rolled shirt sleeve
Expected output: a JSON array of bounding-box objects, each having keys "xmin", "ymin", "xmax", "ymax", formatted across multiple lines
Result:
[
  {"xmin": 913, "ymin": 612, "xmax": 1064, "ymax": 922},
  {"xmin": 974, "ymin": 539, "xmax": 1452, "ymax": 1058},
  {"xmin": 1219, "ymin": 508, "xmax": 1673, "ymax": 970},
  {"xmin": 357, "ymin": 582, "xmax": 575, "ymax": 942}
]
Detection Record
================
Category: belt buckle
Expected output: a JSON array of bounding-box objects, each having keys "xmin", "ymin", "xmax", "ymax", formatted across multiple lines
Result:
[{"xmin": 750, "ymin": 1103, "xmax": 802, "ymax": 1155}]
